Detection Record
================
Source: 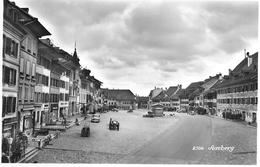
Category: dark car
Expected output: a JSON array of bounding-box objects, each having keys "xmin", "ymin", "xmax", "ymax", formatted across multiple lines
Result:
[
  {"xmin": 127, "ymin": 109, "xmax": 133, "ymax": 113},
  {"xmin": 81, "ymin": 125, "xmax": 90, "ymax": 137},
  {"xmin": 109, "ymin": 118, "xmax": 120, "ymax": 130},
  {"xmin": 143, "ymin": 112, "xmax": 155, "ymax": 118},
  {"xmin": 91, "ymin": 114, "xmax": 100, "ymax": 123}
]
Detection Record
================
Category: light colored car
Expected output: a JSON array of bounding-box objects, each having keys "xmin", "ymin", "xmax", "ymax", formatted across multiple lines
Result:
[
  {"xmin": 111, "ymin": 108, "xmax": 119, "ymax": 112},
  {"xmin": 91, "ymin": 114, "xmax": 100, "ymax": 123}
]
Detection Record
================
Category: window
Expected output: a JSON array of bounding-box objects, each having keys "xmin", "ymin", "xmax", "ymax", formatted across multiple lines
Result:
[
  {"xmin": 18, "ymin": 86, "xmax": 22, "ymax": 100},
  {"xmin": 32, "ymin": 63, "xmax": 36, "ymax": 77},
  {"xmin": 3, "ymin": 35, "xmax": 6, "ymax": 56},
  {"xmin": 4, "ymin": 36, "xmax": 18, "ymax": 58},
  {"xmin": 31, "ymin": 87, "xmax": 34, "ymax": 101},
  {"xmin": 26, "ymin": 60, "xmax": 30, "ymax": 75},
  {"xmin": 5, "ymin": 37, "xmax": 11, "ymax": 55},
  {"xmin": 3, "ymin": 66, "xmax": 17, "ymax": 86},
  {"xmin": 24, "ymin": 87, "xmax": 29, "ymax": 101},
  {"xmin": 27, "ymin": 37, "xmax": 32, "ymax": 53},
  {"xmin": 60, "ymin": 93, "xmax": 63, "ymax": 101},
  {"xmin": 37, "ymin": 111, "xmax": 40, "ymax": 123},
  {"xmin": 20, "ymin": 58, "xmax": 24, "ymax": 74},
  {"xmin": 2, "ymin": 96, "xmax": 16, "ymax": 116},
  {"xmin": 28, "ymin": 87, "xmax": 31, "ymax": 101},
  {"xmin": 11, "ymin": 40, "xmax": 18, "ymax": 58}
]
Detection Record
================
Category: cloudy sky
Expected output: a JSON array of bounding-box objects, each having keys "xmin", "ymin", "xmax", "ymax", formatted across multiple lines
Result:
[{"xmin": 16, "ymin": 0, "xmax": 258, "ymax": 96}]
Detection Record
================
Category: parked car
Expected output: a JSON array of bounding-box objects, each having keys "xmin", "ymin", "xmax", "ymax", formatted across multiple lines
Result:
[
  {"xmin": 127, "ymin": 109, "xmax": 133, "ymax": 113},
  {"xmin": 91, "ymin": 114, "xmax": 101, "ymax": 123},
  {"xmin": 111, "ymin": 108, "xmax": 119, "ymax": 112},
  {"xmin": 109, "ymin": 118, "xmax": 120, "ymax": 130},
  {"xmin": 143, "ymin": 112, "xmax": 155, "ymax": 118},
  {"xmin": 190, "ymin": 111, "xmax": 195, "ymax": 115},
  {"xmin": 81, "ymin": 124, "xmax": 90, "ymax": 137}
]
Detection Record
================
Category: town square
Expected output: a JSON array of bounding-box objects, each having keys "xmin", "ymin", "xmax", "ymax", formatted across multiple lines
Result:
[{"xmin": 2, "ymin": 0, "xmax": 258, "ymax": 165}]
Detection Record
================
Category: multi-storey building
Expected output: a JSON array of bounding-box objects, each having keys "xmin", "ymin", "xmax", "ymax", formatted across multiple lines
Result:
[
  {"xmin": 58, "ymin": 73, "xmax": 69, "ymax": 119},
  {"xmin": 215, "ymin": 52, "xmax": 258, "ymax": 123},
  {"xmin": 136, "ymin": 96, "xmax": 149, "ymax": 109},
  {"xmin": 3, "ymin": 0, "xmax": 25, "ymax": 139},
  {"xmin": 148, "ymin": 85, "xmax": 182, "ymax": 110},
  {"xmin": 79, "ymin": 68, "xmax": 92, "ymax": 114},
  {"xmin": 192, "ymin": 74, "xmax": 221, "ymax": 109},
  {"xmin": 101, "ymin": 89, "xmax": 136, "ymax": 110},
  {"xmin": 34, "ymin": 63, "xmax": 50, "ymax": 128},
  {"xmin": 88, "ymin": 76, "xmax": 102, "ymax": 113},
  {"xmin": 4, "ymin": 1, "xmax": 51, "ymax": 136},
  {"xmin": 169, "ymin": 88, "xmax": 184, "ymax": 111}
]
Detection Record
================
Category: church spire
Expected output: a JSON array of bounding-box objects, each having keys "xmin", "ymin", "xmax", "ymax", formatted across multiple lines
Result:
[{"xmin": 73, "ymin": 41, "xmax": 78, "ymax": 59}]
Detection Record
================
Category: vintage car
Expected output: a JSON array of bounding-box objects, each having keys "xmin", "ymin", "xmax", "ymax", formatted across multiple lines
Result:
[
  {"xmin": 111, "ymin": 108, "xmax": 119, "ymax": 112},
  {"xmin": 127, "ymin": 109, "xmax": 133, "ymax": 113},
  {"xmin": 109, "ymin": 118, "xmax": 120, "ymax": 130},
  {"xmin": 91, "ymin": 114, "xmax": 101, "ymax": 123},
  {"xmin": 143, "ymin": 112, "xmax": 155, "ymax": 118},
  {"xmin": 81, "ymin": 124, "xmax": 90, "ymax": 137}
]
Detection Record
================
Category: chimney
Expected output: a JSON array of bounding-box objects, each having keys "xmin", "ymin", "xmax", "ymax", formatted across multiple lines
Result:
[
  {"xmin": 228, "ymin": 69, "xmax": 232, "ymax": 75},
  {"xmin": 247, "ymin": 52, "xmax": 252, "ymax": 67},
  {"xmin": 21, "ymin": 8, "xmax": 29, "ymax": 13}
]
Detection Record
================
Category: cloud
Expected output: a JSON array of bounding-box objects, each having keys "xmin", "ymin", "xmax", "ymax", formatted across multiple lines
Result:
[{"xmin": 16, "ymin": 0, "xmax": 258, "ymax": 95}]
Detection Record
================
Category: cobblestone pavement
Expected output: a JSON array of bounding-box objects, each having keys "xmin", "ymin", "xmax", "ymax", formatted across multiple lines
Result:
[
  {"xmin": 29, "ymin": 109, "xmax": 179, "ymax": 163},
  {"xmin": 200, "ymin": 116, "xmax": 256, "ymax": 165},
  {"xmin": 29, "ymin": 111, "xmax": 256, "ymax": 164}
]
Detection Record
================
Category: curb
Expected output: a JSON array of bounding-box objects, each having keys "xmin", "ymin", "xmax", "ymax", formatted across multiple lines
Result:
[
  {"xmin": 19, "ymin": 116, "xmax": 85, "ymax": 163},
  {"xmin": 207, "ymin": 115, "xmax": 257, "ymax": 128}
]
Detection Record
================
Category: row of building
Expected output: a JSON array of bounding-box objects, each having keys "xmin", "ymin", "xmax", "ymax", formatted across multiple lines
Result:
[
  {"xmin": 3, "ymin": 0, "xmax": 102, "ymax": 142},
  {"xmin": 148, "ymin": 52, "xmax": 258, "ymax": 124}
]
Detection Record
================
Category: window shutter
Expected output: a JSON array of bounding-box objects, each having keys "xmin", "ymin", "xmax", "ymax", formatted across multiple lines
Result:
[
  {"xmin": 13, "ymin": 69, "xmax": 16, "ymax": 85},
  {"xmin": 2, "ymin": 97, "xmax": 6, "ymax": 117},
  {"xmin": 2, "ymin": 66, "xmax": 5, "ymax": 83},
  {"xmin": 5, "ymin": 67, "xmax": 10, "ymax": 84},
  {"xmin": 5, "ymin": 37, "xmax": 11, "ymax": 55},
  {"xmin": 14, "ymin": 42, "xmax": 18, "ymax": 58},
  {"xmin": 32, "ymin": 63, "xmax": 35, "ymax": 76},
  {"xmin": 3, "ymin": 35, "xmax": 6, "ymax": 57},
  {"xmin": 20, "ymin": 58, "xmax": 24, "ymax": 73},
  {"xmin": 26, "ymin": 61, "xmax": 30, "ymax": 75},
  {"xmin": 12, "ymin": 97, "xmax": 16, "ymax": 113},
  {"xmin": 7, "ymin": 97, "xmax": 12, "ymax": 114}
]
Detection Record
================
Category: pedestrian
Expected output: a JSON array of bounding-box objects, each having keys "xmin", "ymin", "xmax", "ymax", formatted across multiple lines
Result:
[{"xmin": 2, "ymin": 153, "xmax": 9, "ymax": 163}]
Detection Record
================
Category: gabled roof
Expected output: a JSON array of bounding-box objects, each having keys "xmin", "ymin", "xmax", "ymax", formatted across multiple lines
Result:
[
  {"xmin": 101, "ymin": 89, "xmax": 135, "ymax": 101},
  {"xmin": 182, "ymin": 81, "xmax": 204, "ymax": 98},
  {"xmin": 149, "ymin": 88, "xmax": 164, "ymax": 99},
  {"xmin": 170, "ymin": 88, "xmax": 184, "ymax": 99},
  {"xmin": 178, "ymin": 89, "xmax": 187, "ymax": 99},
  {"xmin": 232, "ymin": 52, "xmax": 258, "ymax": 74},
  {"xmin": 165, "ymin": 86, "xmax": 178, "ymax": 97},
  {"xmin": 4, "ymin": 0, "xmax": 51, "ymax": 37},
  {"xmin": 136, "ymin": 96, "xmax": 149, "ymax": 102},
  {"xmin": 152, "ymin": 91, "xmax": 168, "ymax": 101},
  {"xmin": 215, "ymin": 52, "xmax": 258, "ymax": 89},
  {"xmin": 189, "ymin": 87, "xmax": 204, "ymax": 99}
]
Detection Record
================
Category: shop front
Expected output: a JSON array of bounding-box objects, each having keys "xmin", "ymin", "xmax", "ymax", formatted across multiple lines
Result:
[
  {"xmin": 22, "ymin": 112, "xmax": 33, "ymax": 136},
  {"xmin": 49, "ymin": 103, "xmax": 58, "ymax": 124},
  {"xmin": 2, "ymin": 117, "xmax": 18, "ymax": 139},
  {"xmin": 59, "ymin": 101, "xmax": 69, "ymax": 119}
]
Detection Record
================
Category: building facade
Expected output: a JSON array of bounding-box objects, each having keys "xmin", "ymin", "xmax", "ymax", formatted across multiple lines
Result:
[
  {"xmin": 215, "ymin": 52, "xmax": 258, "ymax": 123},
  {"xmin": 3, "ymin": 0, "xmax": 25, "ymax": 139},
  {"xmin": 102, "ymin": 89, "xmax": 136, "ymax": 110},
  {"xmin": 5, "ymin": 1, "xmax": 51, "ymax": 136}
]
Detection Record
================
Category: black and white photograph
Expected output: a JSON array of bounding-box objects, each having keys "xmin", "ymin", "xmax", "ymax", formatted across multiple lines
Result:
[{"xmin": 1, "ymin": 0, "xmax": 258, "ymax": 165}]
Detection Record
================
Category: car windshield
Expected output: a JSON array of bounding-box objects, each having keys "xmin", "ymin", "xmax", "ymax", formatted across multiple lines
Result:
[{"xmin": 93, "ymin": 114, "xmax": 100, "ymax": 117}]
